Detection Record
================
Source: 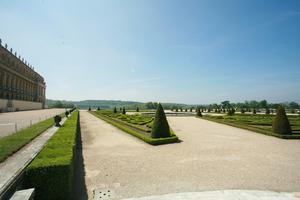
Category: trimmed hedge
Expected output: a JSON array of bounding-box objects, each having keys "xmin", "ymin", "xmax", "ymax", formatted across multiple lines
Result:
[
  {"xmin": 91, "ymin": 112, "xmax": 178, "ymax": 145},
  {"xmin": 272, "ymin": 106, "xmax": 291, "ymax": 135},
  {"xmin": 151, "ymin": 103, "xmax": 171, "ymax": 138},
  {"xmin": 23, "ymin": 111, "xmax": 80, "ymax": 200},
  {"xmin": 201, "ymin": 114, "xmax": 300, "ymax": 139},
  {"xmin": 0, "ymin": 113, "xmax": 64, "ymax": 163}
]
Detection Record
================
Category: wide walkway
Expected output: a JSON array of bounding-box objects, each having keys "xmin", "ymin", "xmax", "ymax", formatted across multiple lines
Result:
[
  {"xmin": 0, "ymin": 108, "xmax": 65, "ymax": 137},
  {"xmin": 79, "ymin": 111, "xmax": 300, "ymax": 200}
]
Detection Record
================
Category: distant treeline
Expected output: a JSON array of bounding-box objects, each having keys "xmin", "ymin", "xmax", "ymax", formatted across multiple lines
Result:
[{"xmin": 46, "ymin": 99, "xmax": 299, "ymax": 111}]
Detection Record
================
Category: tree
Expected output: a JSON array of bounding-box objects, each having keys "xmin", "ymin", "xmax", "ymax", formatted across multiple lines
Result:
[
  {"xmin": 253, "ymin": 109, "xmax": 256, "ymax": 115},
  {"xmin": 151, "ymin": 103, "xmax": 171, "ymax": 138},
  {"xmin": 113, "ymin": 107, "xmax": 117, "ymax": 113},
  {"xmin": 265, "ymin": 107, "xmax": 270, "ymax": 115},
  {"xmin": 122, "ymin": 107, "xmax": 126, "ymax": 114},
  {"xmin": 136, "ymin": 107, "xmax": 139, "ymax": 112},
  {"xmin": 260, "ymin": 100, "xmax": 268, "ymax": 109},
  {"xmin": 190, "ymin": 107, "xmax": 193, "ymax": 112},
  {"xmin": 272, "ymin": 106, "xmax": 291, "ymax": 135},
  {"xmin": 97, "ymin": 107, "xmax": 100, "ymax": 111},
  {"xmin": 88, "ymin": 107, "xmax": 91, "ymax": 111}
]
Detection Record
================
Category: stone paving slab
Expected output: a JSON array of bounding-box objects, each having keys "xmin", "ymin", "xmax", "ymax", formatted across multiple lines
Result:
[
  {"xmin": 0, "ymin": 117, "xmax": 67, "ymax": 197},
  {"xmin": 123, "ymin": 190, "xmax": 300, "ymax": 200},
  {"xmin": 9, "ymin": 188, "xmax": 34, "ymax": 200}
]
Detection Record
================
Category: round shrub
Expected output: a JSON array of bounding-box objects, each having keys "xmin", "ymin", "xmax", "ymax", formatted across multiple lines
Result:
[
  {"xmin": 151, "ymin": 103, "xmax": 171, "ymax": 138},
  {"xmin": 272, "ymin": 106, "xmax": 291, "ymax": 135}
]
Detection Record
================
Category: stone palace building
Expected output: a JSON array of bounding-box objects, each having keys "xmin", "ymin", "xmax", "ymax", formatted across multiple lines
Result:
[{"xmin": 0, "ymin": 39, "xmax": 46, "ymax": 112}]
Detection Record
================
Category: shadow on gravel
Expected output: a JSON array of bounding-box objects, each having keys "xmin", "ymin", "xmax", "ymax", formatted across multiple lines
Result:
[{"xmin": 74, "ymin": 114, "xmax": 88, "ymax": 200}]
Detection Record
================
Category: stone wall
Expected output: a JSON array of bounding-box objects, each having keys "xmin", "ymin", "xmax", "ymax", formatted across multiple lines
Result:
[{"xmin": 0, "ymin": 99, "xmax": 42, "ymax": 112}]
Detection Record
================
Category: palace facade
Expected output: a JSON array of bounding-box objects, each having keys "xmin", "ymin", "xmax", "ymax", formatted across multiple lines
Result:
[{"xmin": 0, "ymin": 39, "xmax": 46, "ymax": 112}]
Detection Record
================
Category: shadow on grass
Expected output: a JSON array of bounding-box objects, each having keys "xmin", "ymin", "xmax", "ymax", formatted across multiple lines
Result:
[{"xmin": 74, "ymin": 115, "xmax": 88, "ymax": 200}]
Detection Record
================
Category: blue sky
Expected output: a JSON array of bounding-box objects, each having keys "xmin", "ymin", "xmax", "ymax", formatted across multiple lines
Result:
[{"xmin": 1, "ymin": 0, "xmax": 299, "ymax": 104}]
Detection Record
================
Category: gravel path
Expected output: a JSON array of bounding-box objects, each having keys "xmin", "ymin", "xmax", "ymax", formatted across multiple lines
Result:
[
  {"xmin": 79, "ymin": 111, "xmax": 300, "ymax": 200},
  {"xmin": 0, "ymin": 108, "xmax": 65, "ymax": 137}
]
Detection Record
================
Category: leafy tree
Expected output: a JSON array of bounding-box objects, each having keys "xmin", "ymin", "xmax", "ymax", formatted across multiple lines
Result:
[
  {"xmin": 151, "ymin": 103, "xmax": 171, "ymax": 138},
  {"xmin": 272, "ymin": 106, "xmax": 291, "ymax": 135},
  {"xmin": 260, "ymin": 100, "xmax": 268, "ymax": 109}
]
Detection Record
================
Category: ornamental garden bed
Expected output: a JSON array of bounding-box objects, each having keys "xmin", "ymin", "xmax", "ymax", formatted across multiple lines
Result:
[
  {"xmin": 201, "ymin": 114, "xmax": 300, "ymax": 139},
  {"xmin": 91, "ymin": 107, "xmax": 179, "ymax": 145}
]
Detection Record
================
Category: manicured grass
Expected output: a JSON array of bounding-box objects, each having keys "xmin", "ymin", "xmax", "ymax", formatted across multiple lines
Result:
[
  {"xmin": 91, "ymin": 111, "xmax": 179, "ymax": 145},
  {"xmin": 201, "ymin": 114, "xmax": 300, "ymax": 139},
  {"xmin": 0, "ymin": 113, "xmax": 64, "ymax": 163},
  {"xmin": 24, "ymin": 110, "xmax": 79, "ymax": 200}
]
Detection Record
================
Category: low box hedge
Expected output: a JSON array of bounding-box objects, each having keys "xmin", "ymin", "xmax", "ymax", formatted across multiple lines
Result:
[
  {"xmin": 91, "ymin": 111, "xmax": 179, "ymax": 145},
  {"xmin": 23, "ymin": 110, "xmax": 80, "ymax": 200}
]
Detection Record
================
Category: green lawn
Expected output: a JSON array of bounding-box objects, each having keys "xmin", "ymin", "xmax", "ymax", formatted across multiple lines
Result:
[
  {"xmin": 202, "ymin": 114, "xmax": 300, "ymax": 139},
  {"xmin": 91, "ymin": 110, "xmax": 178, "ymax": 145},
  {"xmin": 0, "ymin": 115, "xmax": 63, "ymax": 163}
]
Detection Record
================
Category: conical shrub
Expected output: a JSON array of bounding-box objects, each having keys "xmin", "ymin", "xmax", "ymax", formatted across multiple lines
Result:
[
  {"xmin": 272, "ymin": 106, "xmax": 291, "ymax": 135},
  {"xmin": 151, "ymin": 103, "xmax": 171, "ymax": 138},
  {"xmin": 196, "ymin": 108, "xmax": 202, "ymax": 117}
]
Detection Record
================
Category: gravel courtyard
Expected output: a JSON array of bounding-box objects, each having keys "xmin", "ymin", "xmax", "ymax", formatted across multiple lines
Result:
[
  {"xmin": 79, "ymin": 111, "xmax": 300, "ymax": 200},
  {"xmin": 0, "ymin": 108, "xmax": 65, "ymax": 137}
]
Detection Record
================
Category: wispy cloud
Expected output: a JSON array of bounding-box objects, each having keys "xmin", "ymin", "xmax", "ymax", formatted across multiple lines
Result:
[{"xmin": 276, "ymin": 10, "xmax": 300, "ymax": 22}]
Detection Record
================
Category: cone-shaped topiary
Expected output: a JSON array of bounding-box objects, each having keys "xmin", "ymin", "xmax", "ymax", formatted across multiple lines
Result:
[
  {"xmin": 136, "ymin": 107, "xmax": 139, "ymax": 112},
  {"xmin": 272, "ymin": 106, "xmax": 291, "ymax": 135},
  {"xmin": 97, "ymin": 107, "xmax": 100, "ymax": 111},
  {"xmin": 113, "ymin": 107, "xmax": 117, "ymax": 113},
  {"xmin": 151, "ymin": 103, "xmax": 171, "ymax": 138},
  {"xmin": 88, "ymin": 107, "xmax": 91, "ymax": 111},
  {"xmin": 122, "ymin": 107, "xmax": 126, "ymax": 115},
  {"xmin": 196, "ymin": 108, "xmax": 202, "ymax": 117}
]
